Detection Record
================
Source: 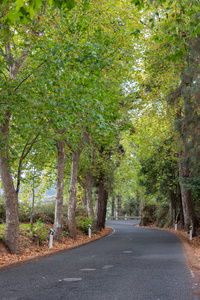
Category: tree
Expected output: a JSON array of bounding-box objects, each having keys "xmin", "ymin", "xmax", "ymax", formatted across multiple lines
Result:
[{"xmin": 0, "ymin": 0, "xmax": 76, "ymax": 253}]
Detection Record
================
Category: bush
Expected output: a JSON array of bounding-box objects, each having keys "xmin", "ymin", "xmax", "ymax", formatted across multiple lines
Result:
[
  {"xmin": 140, "ymin": 203, "xmax": 157, "ymax": 226},
  {"xmin": 77, "ymin": 217, "xmax": 95, "ymax": 235},
  {"xmin": 75, "ymin": 205, "xmax": 88, "ymax": 218},
  {"xmin": 18, "ymin": 203, "xmax": 31, "ymax": 223},
  {"xmin": 1, "ymin": 200, "xmax": 89, "ymax": 227},
  {"xmin": 156, "ymin": 203, "xmax": 170, "ymax": 228},
  {"xmin": 27, "ymin": 219, "xmax": 51, "ymax": 245},
  {"xmin": 33, "ymin": 203, "xmax": 55, "ymax": 223},
  {"xmin": 0, "ymin": 203, "xmax": 6, "ymax": 224}
]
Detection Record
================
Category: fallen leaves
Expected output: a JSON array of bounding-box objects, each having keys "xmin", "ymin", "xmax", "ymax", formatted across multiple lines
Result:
[{"xmin": 0, "ymin": 227, "xmax": 112, "ymax": 267}]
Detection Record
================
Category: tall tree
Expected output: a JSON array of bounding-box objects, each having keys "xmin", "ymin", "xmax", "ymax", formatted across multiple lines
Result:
[{"xmin": 0, "ymin": 0, "xmax": 76, "ymax": 253}]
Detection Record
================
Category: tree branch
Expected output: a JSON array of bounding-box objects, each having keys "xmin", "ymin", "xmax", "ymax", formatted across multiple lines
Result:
[
  {"xmin": 14, "ymin": 61, "xmax": 45, "ymax": 92},
  {"xmin": 15, "ymin": 119, "xmax": 53, "ymax": 193}
]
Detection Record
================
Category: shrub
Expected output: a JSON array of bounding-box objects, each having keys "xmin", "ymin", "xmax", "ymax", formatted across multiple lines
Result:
[
  {"xmin": 0, "ymin": 203, "xmax": 6, "ymax": 224},
  {"xmin": 18, "ymin": 202, "xmax": 31, "ymax": 223},
  {"xmin": 75, "ymin": 205, "xmax": 88, "ymax": 218},
  {"xmin": 156, "ymin": 203, "xmax": 170, "ymax": 228},
  {"xmin": 77, "ymin": 217, "xmax": 95, "ymax": 235},
  {"xmin": 27, "ymin": 219, "xmax": 50, "ymax": 245},
  {"xmin": 33, "ymin": 203, "xmax": 55, "ymax": 223},
  {"xmin": 140, "ymin": 203, "xmax": 157, "ymax": 226}
]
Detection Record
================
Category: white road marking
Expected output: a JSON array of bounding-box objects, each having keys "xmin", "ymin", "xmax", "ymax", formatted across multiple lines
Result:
[
  {"xmin": 63, "ymin": 278, "xmax": 82, "ymax": 282},
  {"xmin": 80, "ymin": 268, "xmax": 96, "ymax": 271},
  {"xmin": 106, "ymin": 227, "xmax": 115, "ymax": 237},
  {"xmin": 123, "ymin": 251, "xmax": 132, "ymax": 253},
  {"xmin": 103, "ymin": 265, "xmax": 113, "ymax": 269}
]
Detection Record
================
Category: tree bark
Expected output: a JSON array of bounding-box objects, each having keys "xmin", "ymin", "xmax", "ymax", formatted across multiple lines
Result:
[
  {"xmin": 117, "ymin": 195, "xmax": 122, "ymax": 220},
  {"xmin": 111, "ymin": 196, "xmax": 115, "ymax": 219},
  {"xmin": 0, "ymin": 111, "xmax": 19, "ymax": 254},
  {"xmin": 0, "ymin": 39, "xmax": 29, "ymax": 254},
  {"xmin": 179, "ymin": 151, "xmax": 197, "ymax": 235},
  {"xmin": 85, "ymin": 168, "xmax": 94, "ymax": 218},
  {"xmin": 95, "ymin": 171, "xmax": 108, "ymax": 230},
  {"xmin": 169, "ymin": 189, "xmax": 176, "ymax": 225},
  {"xmin": 53, "ymin": 140, "xmax": 65, "ymax": 242},
  {"xmin": 68, "ymin": 149, "xmax": 82, "ymax": 239},
  {"xmin": 136, "ymin": 193, "xmax": 140, "ymax": 217}
]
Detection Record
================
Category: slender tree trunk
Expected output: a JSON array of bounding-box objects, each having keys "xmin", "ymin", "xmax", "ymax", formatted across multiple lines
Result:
[
  {"xmin": 0, "ymin": 111, "xmax": 19, "ymax": 254},
  {"xmin": 68, "ymin": 149, "xmax": 82, "ymax": 239},
  {"xmin": 169, "ymin": 189, "xmax": 176, "ymax": 225},
  {"xmin": 53, "ymin": 140, "xmax": 65, "ymax": 242},
  {"xmin": 179, "ymin": 151, "xmax": 197, "ymax": 235},
  {"xmin": 178, "ymin": 188, "xmax": 184, "ymax": 229},
  {"xmin": 95, "ymin": 172, "xmax": 108, "ymax": 230},
  {"xmin": 111, "ymin": 196, "xmax": 115, "ymax": 219},
  {"xmin": 85, "ymin": 168, "xmax": 94, "ymax": 218},
  {"xmin": 136, "ymin": 193, "xmax": 140, "ymax": 217},
  {"xmin": 117, "ymin": 195, "xmax": 122, "ymax": 220},
  {"xmin": 30, "ymin": 166, "xmax": 36, "ymax": 236}
]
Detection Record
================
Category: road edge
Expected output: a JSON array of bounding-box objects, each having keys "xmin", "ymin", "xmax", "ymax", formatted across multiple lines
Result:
[{"xmin": 0, "ymin": 227, "xmax": 113, "ymax": 273}]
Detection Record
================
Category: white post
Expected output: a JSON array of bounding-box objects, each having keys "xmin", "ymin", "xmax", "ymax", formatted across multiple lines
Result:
[
  {"xmin": 175, "ymin": 221, "xmax": 177, "ymax": 231},
  {"xmin": 49, "ymin": 228, "xmax": 54, "ymax": 248},
  {"xmin": 189, "ymin": 226, "xmax": 192, "ymax": 241},
  {"xmin": 88, "ymin": 224, "xmax": 91, "ymax": 238}
]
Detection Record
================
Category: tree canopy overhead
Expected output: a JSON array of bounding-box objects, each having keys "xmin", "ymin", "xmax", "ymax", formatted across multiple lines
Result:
[{"xmin": 0, "ymin": 0, "xmax": 200, "ymax": 253}]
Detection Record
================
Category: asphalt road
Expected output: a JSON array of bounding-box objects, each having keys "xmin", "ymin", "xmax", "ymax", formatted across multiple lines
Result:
[{"xmin": 0, "ymin": 221, "xmax": 196, "ymax": 300}]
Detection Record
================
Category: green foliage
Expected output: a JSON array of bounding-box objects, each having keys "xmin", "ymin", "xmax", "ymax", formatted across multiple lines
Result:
[
  {"xmin": 122, "ymin": 197, "xmax": 138, "ymax": 216},
  {"xmin": 0, "ymin": 203, "xmax": 6, "ymax": 224},
  {"xmin": 77, "ymin": 216, "xmax": 95, "ymax": 235},
  {"xmin": 155, "ymin": 203, "xmax": 170, "ymax": 228},
  {"xmin": 141, "ymin": 204, "xmax": 157, "ymax": 226},
  {"xmin": 0, "ymin": 224, "xmax": 6, "ymax": 241},
  {"xmin": 27, "ymin": 219, "xmax": 50, "ymax": 244},
  {"xmin": 75, "ymin": 205, "xmax": 88, "ymax": 218},
  {"xmin": 3, "ymin": 0, "xmax": 77, "ymax": 25},
  {"xmin": 34, "ymin": 203, "xmax": 56, "ymax": 223},
  {"xmin": 139, "ymin": 139, "xmax": 179, "ymax": 202}
]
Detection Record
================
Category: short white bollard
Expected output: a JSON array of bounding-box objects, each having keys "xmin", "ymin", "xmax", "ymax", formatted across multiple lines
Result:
[
  {"xmin": 189, "ymin": 226, "xmax": 192, "ymax": 241},
  {"xmin": 175, "ymin": 221, "xmax": 177, "ymax": 231},
  {"xmin": 49, "ymin": 228, "xmax": 54, "ymax": 248},
  {"xmin": 88, "ymin": 224, "xmax": 91, "ymax": 238}
]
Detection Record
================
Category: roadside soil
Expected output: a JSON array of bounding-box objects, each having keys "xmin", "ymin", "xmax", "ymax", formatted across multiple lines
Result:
[{"xmin": 0, "ymin": 226, "xmax": 112, "ymax": 272}]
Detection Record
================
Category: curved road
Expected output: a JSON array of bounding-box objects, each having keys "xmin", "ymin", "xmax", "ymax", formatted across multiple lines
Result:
[{"xmin": 0, "ymin": 221, "xmax": 196, "ymax": 300}]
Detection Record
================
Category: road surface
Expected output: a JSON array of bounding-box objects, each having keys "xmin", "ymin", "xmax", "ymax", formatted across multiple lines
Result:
[{"xmin": 0, "ymin": 221, "xmax": 196, "ymax": 300}]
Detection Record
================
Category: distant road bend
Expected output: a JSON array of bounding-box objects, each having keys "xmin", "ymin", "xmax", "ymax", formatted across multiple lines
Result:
[{"xmin": 0, "ymin": 220, "xmax": 196, "ymax": 300}]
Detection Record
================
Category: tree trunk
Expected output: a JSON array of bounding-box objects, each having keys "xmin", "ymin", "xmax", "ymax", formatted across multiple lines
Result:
[
  {"xmin": 0, "ymin": 111, "xmax": 19, "ymax": 254},
  {"xmin": 178, "ymin": 188, "xmax": 184, "ymax": 229},
  {"xmin": 95, "ymin": 172, "xmax": 108, "ymax": 230},
  {"xmin": 68, "ymin": 149, "xmax": 82, "ymax": 239},
  {"xmin": 53, "ymin": 140, "xmax": 65, "ymax": 242},
  {"xmin": 85, "ymin": 168, "xmax": 94, "ymax": 218},
  {"xmin": 169, "ymin": 189, "xmax": 176, "ymax": 225},
  {"xmin": 179, "ymin": 152, "xmax": 197, "ymax": 235},
  {"xmin": 136, "ymin": 193, "xmax": 140, "ymax": 217},
  {"xmin": 111, "ymin": 196, "xmax": 115, "ymax": 219},
  {"xmin": 117, "ymin": 195, "xmax": 122, "ymax": 220},
  {"xmin": 30, "ymin": 166, "xmax": 36, "ymax": 236}
]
